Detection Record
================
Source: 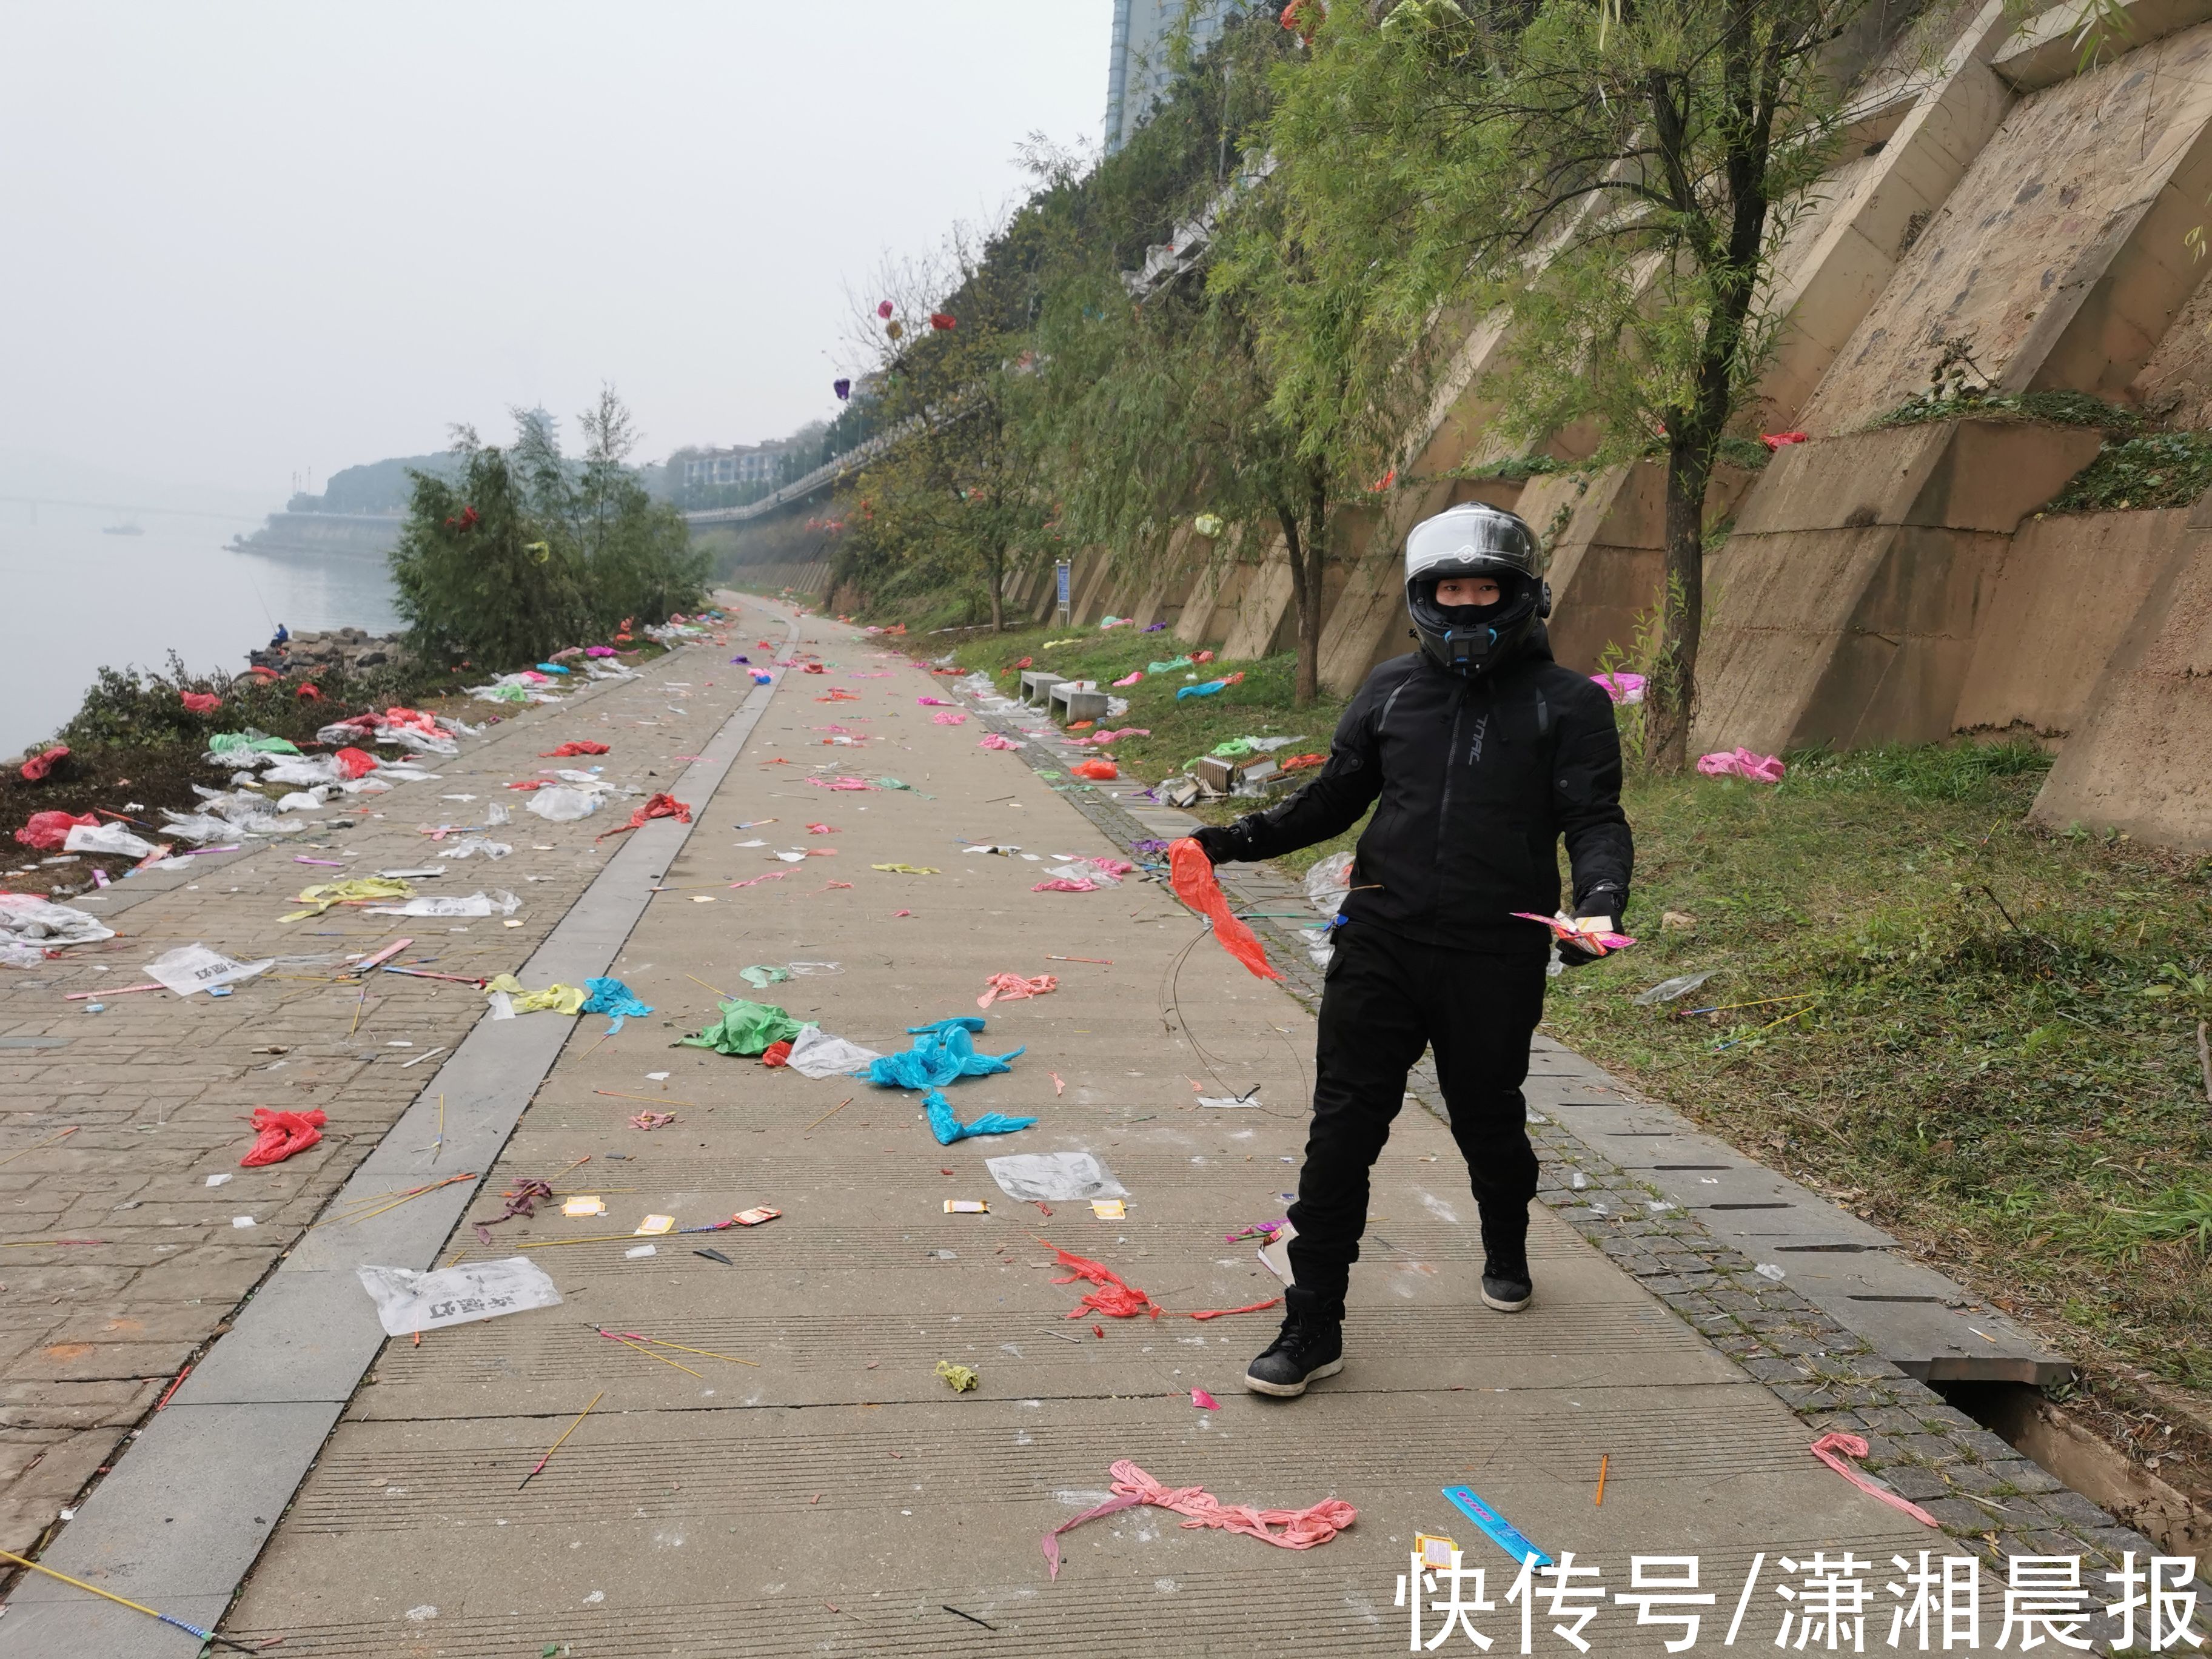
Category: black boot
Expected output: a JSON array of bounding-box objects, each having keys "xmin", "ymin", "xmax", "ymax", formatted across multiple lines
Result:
[
  {"xmin": 1242, "ymin": 1287, "xmax": 1344, "ymax": 1398},
  {"xmin": 1480, "ymin": 1212, "xmax": 1533, "ymax": 1312}
]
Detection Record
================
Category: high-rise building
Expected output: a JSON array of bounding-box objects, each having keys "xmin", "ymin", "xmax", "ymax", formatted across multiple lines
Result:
[{"xmin": 1103, "ymin": 0, "xmax": 1242, "ymax": 154}]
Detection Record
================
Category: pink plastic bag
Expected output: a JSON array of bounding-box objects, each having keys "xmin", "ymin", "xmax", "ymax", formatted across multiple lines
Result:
[
  {"xmin": 1697, "ymin": 748, "xmax": 1786, "ymax": 783},
  {"xmin": 979, "ymin": 732, "xmax": 1024, "ymax": 751}
]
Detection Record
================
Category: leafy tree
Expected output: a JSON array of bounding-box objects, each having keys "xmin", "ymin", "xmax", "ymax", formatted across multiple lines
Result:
[
  {"xmin": 1267, "ymin": 0, "xmax": 1871, "ymax": 768},
  {"xmin": 841, "ymin": 229, "xmax": 1055, "ymax": 631},
  {"xmin": 389, "ymin": 429, "xmax": 592, "ymax": 668},
  {"xmin": 389, "ymin": 392, "xmax": 705, "ymax": 666}
]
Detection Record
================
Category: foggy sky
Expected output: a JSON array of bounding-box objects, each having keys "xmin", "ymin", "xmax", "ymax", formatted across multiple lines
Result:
[{"xmin": 0, "ymin": 2, "xmax": 1113, "ymax": 501}]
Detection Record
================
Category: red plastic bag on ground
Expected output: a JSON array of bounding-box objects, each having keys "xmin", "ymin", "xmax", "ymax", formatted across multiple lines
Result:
[
  {"xmin": 760, "ymin": 1039, "xmax": 794, "ymax": 1068},
  {"xmin": 15, "ymin": 810, "xmax": 98, "ymax": 851},
  {"xmin": 180, "ymin": 691, "xmax": 221, "ymax": 714},
  {"xmin": 595, "ymin": 792, "xmax": 692, "ymax": 840},
  {"xmin": 1071, "ymin": 759, "xmax": 1118, "ymax": 781},
  {"xmin": 19, "ymin": 745, "xmax": 68, "ymax": 782},
  {"xmin": 1168, "ymin": 838, "xmax": 1281, "ymax": 982},
  {"xmin": 540, "ymin": 741, "xmax": 610, "ymax": 757},
  {"xmin": 333, "ymin": 747, "xmax": 379, "ymax": 780},
  {"xmin": 240, "ymin": 1107, "xmax": 326, "ymax": 1167}
]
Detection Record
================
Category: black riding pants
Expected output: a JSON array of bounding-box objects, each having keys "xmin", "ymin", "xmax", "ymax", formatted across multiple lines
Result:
[{"xmin": 1285, "ymin": 919, "xmax": 1547, "ymax": 1313}]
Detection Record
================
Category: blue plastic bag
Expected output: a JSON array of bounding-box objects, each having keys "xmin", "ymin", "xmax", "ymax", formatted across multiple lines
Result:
[
  {"xmin": 924, "ymin": 1087, "xmax": 1036, "ymax": 1145},
  {"xmin": 868, "ymin": 1016, "xmax": 1024, "ymax": 1089},
  {"xmin": 580, "ymin": 976, "xmax": 653, "ymax": 1034},
  {"xmin": 1176, "ymin": 679, "xmax": 1231, "ymax": 701}
]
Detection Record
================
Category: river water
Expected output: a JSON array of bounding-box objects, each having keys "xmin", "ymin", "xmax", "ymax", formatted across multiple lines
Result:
[{"xmin": 0, "ymin": 506, "xmax": 400, "ymax": 757}]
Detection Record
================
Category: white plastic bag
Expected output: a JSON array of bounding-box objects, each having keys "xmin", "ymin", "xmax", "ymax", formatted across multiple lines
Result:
[
  {"xmin": 0, "ymin": 894, "xmax": 116, "ymax": 947},
  {"xmin": 365, "ymin": 890, "xmax": 520, "ymax": 919},
  {"xmin": 527, "ymin": 788, "xmax": 602, "ymax": 822},
  {"xmin": 64, "ymin": 822, "xmax": 159, "ymax": 859},
  {"xmin": 984, "ymin": 1151, "xmax": 1128, "ymax": 1202},
  {"xmin": 435, "ymin": 837, "xmax": 512, "ymax": 860},
  {"xmin": 142, "ymin": 943, "xmax": 272, "ymax": 996},
  {"xmin": 785, "ymin": 1027, "xmax": 885, "ymax": 1079},
  {"xmin": 354, "ymin": 1258, "xmax": 561, "ymax": 1336},
  {"xmin": 1305, "ymin": 850, "xmax": 1355, "ymax": 915}
]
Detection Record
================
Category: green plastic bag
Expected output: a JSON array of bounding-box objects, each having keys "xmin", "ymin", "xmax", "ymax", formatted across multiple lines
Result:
[
  {"xmin": 209, "ymin": 731, "xmax": 302, "ymax": 756},
  {"xmin": 680, "ymin": 997, "xmax": 805, "ymax": 1056}
]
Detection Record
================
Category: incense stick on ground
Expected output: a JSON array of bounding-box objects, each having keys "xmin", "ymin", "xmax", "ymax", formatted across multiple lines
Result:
[
  {"xmin": 309, "ymin": 1171, "xmax": 476, "ymax": 1229},
  {"xmin": 593, "ymin": 1327, "xmax": 705, "ymax": 1378},
  {"xmin": 518, "ymin": 1390, "xmax": 604, "ymax": 1489},
  {"xmin": 0, "ymin": 1546, "xmax": 258, "ymax": 1653},
  {"xmin": 593, "ymin": 1089, "xmax": 699, "ymax": 1107},
  {"xmin": 1595, "ymin": 1453, "xmax": 1609, "ymax": 1506},
  {"xmin": 631, "ymin": 1334, "xmax": 760, "ymax": 1368},
  {"xmin": 801, "ymin": 1096, "xmax": 856, "ymax": 1134},
  {"xmin": 684, "ymin": 971, "xmax": 729, "ymax": 999},
  {"xmin": 0, "ymin": 1125, "xmax": 79, "ymax": 1170}
]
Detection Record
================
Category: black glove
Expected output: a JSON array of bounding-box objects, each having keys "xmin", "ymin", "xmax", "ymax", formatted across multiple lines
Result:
[
  {"xmin": 1190, "ymin": 824, "xmax": 1245, "ymax": 865},
  {"xmin": 1558, "ymin": 885, "xmax": 1628, "ymax": 968}
]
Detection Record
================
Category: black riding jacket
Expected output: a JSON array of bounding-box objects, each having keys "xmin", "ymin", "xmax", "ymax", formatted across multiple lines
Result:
[{"xmin": 1221, "ymin": 629, "xmax": 1633, "ymax": 953}]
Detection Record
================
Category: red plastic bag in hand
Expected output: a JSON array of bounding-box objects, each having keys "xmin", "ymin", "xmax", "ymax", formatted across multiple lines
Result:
[
  {"xmin": 180, "ymin": 691, "xmax": 221, "ymax": 714},
  {"xmin": 15, "ymin": 810, "xmax": 98, "ymax": 851},
  {"xmin": 1071, "ymin": 759, "xmax": 1118, "ymax": 781},
  {"xmin": 240, "ymin": 1107, "xmax": 327, "ymax": 1167},
  {"xmin": 333, "ymin": 747, "xmax": 379, "ymax": 780},
  {"xmin": 19, "ymin": 745, "xmax": 68, "ymax": 782},
  {"xmin": 1168, "ymin": 838, "xmax": 1281, "ymax": 981}
]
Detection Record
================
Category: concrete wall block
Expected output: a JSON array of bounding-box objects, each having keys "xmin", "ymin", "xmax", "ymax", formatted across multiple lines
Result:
[
  {"xmin": 1803, "ymin": 21, "xmax": 2212, "ymax": 434},
  {"xmin": 1953, "ymin": 506, "xmax": 2194, "ymax": 733},
  {"xmin": 1908, "ymin": 420, "xmax": 2105, "ymax": 529},
  {"xmin": 1219, "ymin": 545, "xmax": 1296, "ymax": 661},
  {"xmin": 1172, "ymin": 555, "xmax": 1233, "ymax": 644},
  {"xmin": 2032, "ymin": 521, "xmax": 2212, "ymax": 844},
  {"xmin": 1732, "ymin": 425, "xmax": 1951, "ymax": 534},
  {"xmin": 1849, "ymin": 525, "xmax": 2013, "ymax": 637}
]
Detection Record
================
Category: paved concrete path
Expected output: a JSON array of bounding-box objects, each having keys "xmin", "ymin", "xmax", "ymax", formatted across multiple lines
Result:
[{"xmin": 2, "ymin": 599, "xmax": 2167, "ymax": 1655}]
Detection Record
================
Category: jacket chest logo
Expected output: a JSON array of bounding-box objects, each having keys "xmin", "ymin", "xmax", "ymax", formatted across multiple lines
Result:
[{"xmin": 1465, "ymin": 713, "xmax": 1490, "ymax": 765}]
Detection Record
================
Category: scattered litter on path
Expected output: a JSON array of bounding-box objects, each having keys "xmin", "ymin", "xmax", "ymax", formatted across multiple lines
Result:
[
  {"xmin": 1441, "ymin": 1483, "xmax": 1552, "ymax": 1567},
  {"xmin": 1042, "ymin": 1240, "xmax": 1156, "ymax": 1318},
  {"xmin": 144, "ymin": 943, "xmax": 273, "ymax": 997},
  {"xmin": 740, "ymin": 965, "xmax": 791, "ymax": 990},
  {"xmin": 682, "ymin": 997, "xmax": 804, "ymax": 1055},
  {"xmin": 977, "ymin": 972, "xmax": 1056, "ymax": 1008},
  {"xmin": 0, "ymin": 1544, "xmax": 256, "ymax": 1654},
  {"xmin": 1042, "ymin": 1460, "xmax": 1356, "ymax": 1580},
  {"xmin": 1809, "ymin": 1432, "xmax": 1940, "ymax": 1526},
  {"xmin": 786, "ymin": 1028, "xmax": 883, "ymax": 1078},
  {"xmin": 871, "ymin": 862, "xmax": 938, "ymax": 875},
  {"xmin": 240, "ymin": 1108, "xmax": 326, "ymax": 1167},
  {"xmin": 597, "ymin": 791, "xmax": 691, "ymax": 840},
  {"xmin": 356, "ymin": 1257, "xmax": 561, "ymax": 1336},
  {"xmin": 484, "ymin": 974, "xmax": 586, "ymax": 1015},
  {"xmin": 925, "ymin": 1087, "xmax": 1037, "ymax": 1145},
  {"xmin": 629, "ymin": 1111, "xmax": 679, "ymax": 1131},
  {"xmin": 868, "ymin": 1017, "xmax": 1024, "ymax": 1087},
  {"xmin": 517, "ymin": 1390, "xmax": 603, "ymax": 1489},
  {"xmin": 1191, "ymin": 1387, "xmax": 1219, "ymax": 1410},
  {"xmin": 581, "ymin": 976, "xmax": 652, "ymax": 1032},
  {"xmin": 936, "ymin": 1360, "xmax": 979, "ymax": 1392}
]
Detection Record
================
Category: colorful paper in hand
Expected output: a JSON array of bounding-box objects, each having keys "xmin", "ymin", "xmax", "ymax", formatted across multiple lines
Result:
[{"xmin": 1510, "ymin": 913, "xmax": 1636, "ymax": 955}]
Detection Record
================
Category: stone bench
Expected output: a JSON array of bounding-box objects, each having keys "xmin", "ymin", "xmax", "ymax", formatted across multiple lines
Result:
[
  {"xmin": 1049, "ymin": 682, "xmax": 1110, "ymax": 723},
  {"xmin": 1018, "ymin": 669, "xmax": 1068, "ymax": 705}
]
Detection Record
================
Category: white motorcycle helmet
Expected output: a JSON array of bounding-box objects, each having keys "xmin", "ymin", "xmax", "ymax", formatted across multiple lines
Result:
[{"xmin": 1404, "ymin": 502, "xmax": 1550, "ymax": 676}]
